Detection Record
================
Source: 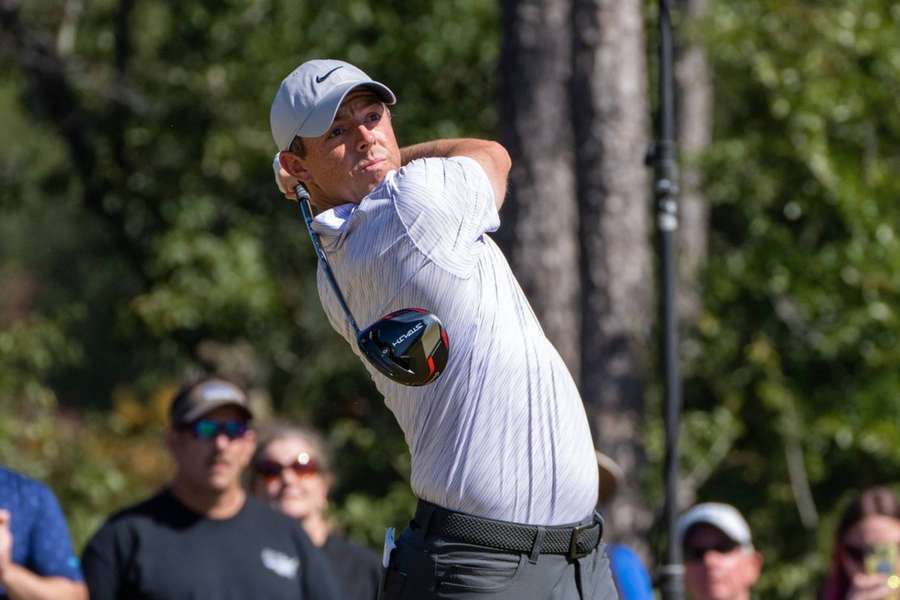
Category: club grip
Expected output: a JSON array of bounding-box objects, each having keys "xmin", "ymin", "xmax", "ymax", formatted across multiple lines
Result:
[{"xmin": 294, "ymin": 184, "xmax": 310, "ymax": 203}]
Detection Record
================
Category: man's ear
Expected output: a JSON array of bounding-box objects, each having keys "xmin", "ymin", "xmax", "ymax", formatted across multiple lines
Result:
[
  {"xmin": 279, "ymin": 151, "xmax": 312, "ymax": 183},
  {"xmin": 165, "ymin": 428, "xmax": 179, "ymax": 454},
  {"xmin": 744, "ymin": 550, "xmax": 764, "ymax": 586}
]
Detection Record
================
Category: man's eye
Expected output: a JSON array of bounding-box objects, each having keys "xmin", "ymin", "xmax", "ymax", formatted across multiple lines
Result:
[
  {"xmin": 366, "ymin": 112, "xmax": 381, "ymax": 123},
  {"xmin": 328, "ymin": 127, "xmax": 345, "ymax": 138}
]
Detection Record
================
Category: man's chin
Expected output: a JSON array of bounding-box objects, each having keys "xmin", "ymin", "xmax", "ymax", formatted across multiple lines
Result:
[
  {"xmin": 203, "ymin": 470, "xmax": 238, "ymax": 492},
  {"xmin": 359, "ymin": 162, "xmax": 396, "ymax": 189},
  {"xmin": 702, "ymin": 584, "xmax": 735, "ymax": 600},
  {"xmin": 366, "ymin": 168, "xmax": 390, "ymax": 186}
]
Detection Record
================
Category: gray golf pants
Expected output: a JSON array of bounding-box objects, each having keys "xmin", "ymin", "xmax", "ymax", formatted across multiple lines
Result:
[{"xmin": 382, "ymin": 516, "xmax": 620, "ymax": 599}]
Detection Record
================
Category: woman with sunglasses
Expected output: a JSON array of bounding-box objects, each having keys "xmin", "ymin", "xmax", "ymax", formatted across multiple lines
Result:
[
  {"xmin": 251, "ymin": 423, "xmax": 383, "ymax": 600},
  {"xmin": 821, "ymin": 486, "xmax": 900, "ymax": 600}
]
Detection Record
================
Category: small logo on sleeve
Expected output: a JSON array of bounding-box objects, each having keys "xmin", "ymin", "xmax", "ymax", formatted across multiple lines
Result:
[{"xmin": 261, "ymin": 548, "xmax": 299, "ymax": 579}]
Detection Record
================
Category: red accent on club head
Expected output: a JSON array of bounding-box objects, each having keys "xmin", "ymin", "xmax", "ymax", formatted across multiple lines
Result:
[
  {"xmin": 427, "ymin": 356, "xmax": 435, "ymax": 375},
  {"xmin": 381, "ymin": 307, "xmax": 428, "ymax": 319},
  {"xmin": 440, "ymin": 328, "xmax": 449, "ymax": 347}
]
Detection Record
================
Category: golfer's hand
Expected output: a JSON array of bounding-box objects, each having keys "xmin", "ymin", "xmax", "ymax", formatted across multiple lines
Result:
[
  {"xmin": 0, "ymin": 510, "xmax": 12, "ymax": 582},
  {"xmin": 273, "ymin": 153, "xmax": 299, "ymax": 201},
  {"xmin": 846, "ymin": 572, "xmax": 897, "ymax": 600}
]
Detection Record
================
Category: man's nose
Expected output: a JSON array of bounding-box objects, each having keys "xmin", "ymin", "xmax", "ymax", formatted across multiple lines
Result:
[
  {"xmin": 702, "ymin": 550, "xmax": 724, "ymax": 567},
  {"xmin": 355, "ymin": 124, "xmax": 375, "ymax": 152}
]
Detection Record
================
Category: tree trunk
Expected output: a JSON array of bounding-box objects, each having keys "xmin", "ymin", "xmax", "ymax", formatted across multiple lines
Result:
[
  {"xmin": 675, "ymin": 0, "xmax": 712, "ymax": 332},
  {"xmin": 571, "ymin": 0, "xmax": 654, "ymax": 553},
  {"xmin": 498, "ymin": 0, "xmax": 581, "ymax": 378}
]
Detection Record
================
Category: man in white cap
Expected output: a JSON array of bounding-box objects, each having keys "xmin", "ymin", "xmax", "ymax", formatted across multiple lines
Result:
[
  {"xmin": 677, "ymin": 503, "xmax": 763, "ymax": 600},
  {"xmin": 269, "ymin": 59, "xmax": 616, "ymax": 599}
]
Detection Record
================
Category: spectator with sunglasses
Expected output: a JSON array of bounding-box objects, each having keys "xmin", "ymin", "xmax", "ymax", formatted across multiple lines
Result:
[
  {"xmin": 821, "ymin": 486, "xmax": 900, "ymax": 600},
  {"xmin": 250, "ymin": 424, "xmax": 383, "ymax": 600},
  {"xmin": 81, "ymin": 377, "xmax": 340, "ymax": 600},
  {"xmin": 677, "ymin": 503, "xmax": 763, "ymax": 600}
]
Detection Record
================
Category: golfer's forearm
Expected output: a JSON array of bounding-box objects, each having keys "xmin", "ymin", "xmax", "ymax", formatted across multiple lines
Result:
[
  {"xmin": 1, "ymin": 564, "xmax": 88, "ymax": 600},
  {"xmin": 400, "ymin": 139, "xmax": 502, "ymax": 165},
  {"xmin": 400, "ymin": 138, "xmax": 511, "ymax": 208}
]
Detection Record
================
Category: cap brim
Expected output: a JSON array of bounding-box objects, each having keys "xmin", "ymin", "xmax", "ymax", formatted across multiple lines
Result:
[
  {"xmin": 677, "ymin": 509, "xmax": 752, "ymax": 547},
  {"xmin": 294, "ymin": 81, "xmax": 396, "ymax": 141},
  {"xmin": 181, "ymin": 399, "xmax": 253, "ymax": 424}
]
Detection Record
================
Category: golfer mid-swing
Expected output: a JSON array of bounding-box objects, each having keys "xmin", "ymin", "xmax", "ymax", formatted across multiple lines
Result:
[{"xmin": 270, "ymin": 58, "xmax": 617, "ymax": 599}]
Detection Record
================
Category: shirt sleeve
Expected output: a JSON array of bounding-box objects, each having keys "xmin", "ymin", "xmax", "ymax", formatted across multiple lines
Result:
[
  {"xmin": 392, "ymin": 156, "xmax": 501, "ymax": 278},
  {"xmin": 26, "ymin": 483, "xmax": 83, "ymax": 582},
  {"xmin": 81, "ymin": 523, "xmax": 125, "ymax": 600}
]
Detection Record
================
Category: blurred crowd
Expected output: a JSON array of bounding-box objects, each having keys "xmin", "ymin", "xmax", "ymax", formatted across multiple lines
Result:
[{"xmin": 2, "ymin": 377, "xmax": 899, "ymax": 599}]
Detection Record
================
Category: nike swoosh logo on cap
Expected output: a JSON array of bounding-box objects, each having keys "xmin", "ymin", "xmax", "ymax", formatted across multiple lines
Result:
[{"xmin": 315, "ymin": 66, "xmax": 343, "ymax": 83}]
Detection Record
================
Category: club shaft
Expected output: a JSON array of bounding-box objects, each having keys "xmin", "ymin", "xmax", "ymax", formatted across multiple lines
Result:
[{"xmin": 295, "ymin": 186, "xmax": 362, "ymax": 336}]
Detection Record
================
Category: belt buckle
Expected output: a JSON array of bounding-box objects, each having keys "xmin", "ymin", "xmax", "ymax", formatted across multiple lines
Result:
[{"xmin": 568, "ymin": 523, "xmax": 592, "ymax": 560}]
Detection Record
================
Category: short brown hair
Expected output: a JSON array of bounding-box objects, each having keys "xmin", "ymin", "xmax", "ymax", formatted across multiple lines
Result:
[{"xmin": 288, "ymin": 136, "xmax": 306, "ymax": 158}]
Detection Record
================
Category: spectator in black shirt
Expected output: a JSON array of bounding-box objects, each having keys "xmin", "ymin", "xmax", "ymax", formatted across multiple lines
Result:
[
  {"xmin": 251, "ymin": 423, "xmax": 383, "ymax": 600},
  {"xmin": 81, "ymin": 377, "xmax": 341, "ymax": 600}
]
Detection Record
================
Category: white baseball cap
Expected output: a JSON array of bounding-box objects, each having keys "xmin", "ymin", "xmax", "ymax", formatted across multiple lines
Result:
[
  {"xmin": 269, "ymin": 59, "xmax": 397, "ymax": 151},
  {"xmin": 677, "ymin": 502, "xmax": 753, "ymax": 548}
]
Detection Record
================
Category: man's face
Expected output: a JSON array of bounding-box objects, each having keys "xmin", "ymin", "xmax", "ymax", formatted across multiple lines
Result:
[
  {"xmin": 167, "ymin": 405, "xmax": 256, "ymax": 495},
  {"xmin": 683, "ymin": 524, "xmax": 763, "ymax": 600},
  {"xmin": 288, "ymin": 91, "xmax": 402, "ymax": 210}
]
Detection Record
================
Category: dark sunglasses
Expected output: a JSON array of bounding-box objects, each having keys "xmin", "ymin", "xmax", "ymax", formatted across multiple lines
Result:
[
  {"xmin": 185, "ymin": 419, "xmax": 249, "ymax": 441},
  {"xmin": 255, "ymin": 453, "xmax": 321, "ymax": 480},
  {"xmin": 843, "ymin": 544, "xmax": 870, "ymax": 565},
  {"xmin": 683, "ymin": 539, "xmax": 741, "ymax": 562}
]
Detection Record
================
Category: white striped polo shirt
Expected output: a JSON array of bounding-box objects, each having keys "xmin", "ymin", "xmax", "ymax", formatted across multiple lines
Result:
[{"xmin": 311, "ymin": 156, "xmax": 598, "ymax": 525}]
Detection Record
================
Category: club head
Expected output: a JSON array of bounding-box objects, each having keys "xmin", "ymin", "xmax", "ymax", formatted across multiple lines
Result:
[{"xmin": 357, "ymin": 308, "xmax": 449, "ymax": 386}]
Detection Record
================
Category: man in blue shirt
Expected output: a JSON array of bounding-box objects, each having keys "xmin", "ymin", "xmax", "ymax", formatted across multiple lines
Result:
[{"xmin": 0, "ymin": 467, "xmax": 87, "ymax": 600}]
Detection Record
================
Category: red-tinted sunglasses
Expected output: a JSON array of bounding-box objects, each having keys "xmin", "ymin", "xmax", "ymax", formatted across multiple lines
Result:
[{"xmin": 255, "ymin": 453, "xmax": 321, "ymax": 480}]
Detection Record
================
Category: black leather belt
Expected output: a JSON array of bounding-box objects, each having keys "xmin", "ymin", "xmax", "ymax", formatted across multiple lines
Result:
[{"xmin": 414, "ymin": 500, "xmax": 603, "ymax": 559}]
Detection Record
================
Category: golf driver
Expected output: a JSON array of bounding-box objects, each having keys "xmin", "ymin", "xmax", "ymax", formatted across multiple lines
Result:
[{"xmin": 295, "ymin": 184, "xmax": 449, "ymax": 386}]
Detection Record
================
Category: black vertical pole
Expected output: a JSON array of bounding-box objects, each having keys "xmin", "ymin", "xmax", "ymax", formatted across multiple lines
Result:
[{"xmin": 649, "ymin": 1, "xmax": 684, "ymax": 599}]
